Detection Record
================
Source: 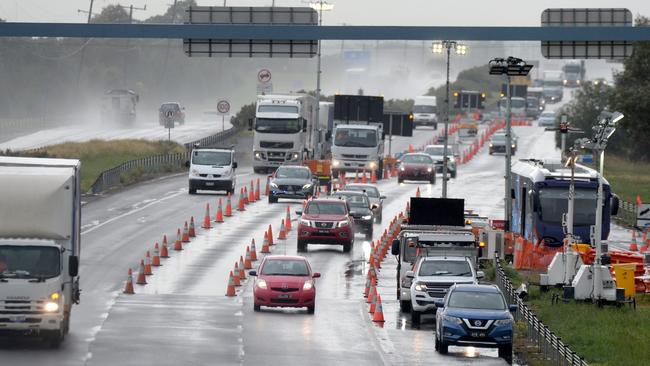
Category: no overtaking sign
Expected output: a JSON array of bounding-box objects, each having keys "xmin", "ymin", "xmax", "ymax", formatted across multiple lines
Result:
[{"xmin": 217, "ymin": 100, "xmax": 230, "ymax": 115}]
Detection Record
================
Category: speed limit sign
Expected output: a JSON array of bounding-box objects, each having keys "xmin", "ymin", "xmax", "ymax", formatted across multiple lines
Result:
[{"xmin": 217, "ymin": 100, "xmax": 230, "ymax": 115}]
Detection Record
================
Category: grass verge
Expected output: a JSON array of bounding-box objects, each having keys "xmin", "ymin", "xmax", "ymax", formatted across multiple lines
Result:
[
  {"xmin": 2, "ymin": 139, "xmax": 186, "ymax": 192},
  {"xmin": 601, "ymin": 155, "xmax": 650, "ymax": 203}
]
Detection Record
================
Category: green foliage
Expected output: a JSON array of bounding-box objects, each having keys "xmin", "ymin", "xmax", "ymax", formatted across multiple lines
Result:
[
  {"xmin": 91, "ymin": 5, "xmax": 131, "ymax": 24},
  {"xmin": 144, "ymin": 1, "xmax": 196, "ymax": 23},
  {"xmin": 384, "ymin": 98, "xmax": 414, "ymax": 113},
  {"xmin": 231, "ymin": 102, "xmax": 256, "ymax": 129}
]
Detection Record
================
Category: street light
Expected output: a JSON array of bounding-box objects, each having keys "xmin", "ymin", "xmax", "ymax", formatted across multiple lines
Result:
[
  {"xmin": 488, "ymin": 57, "xmax": 533, "ymax": 231},
  {"xmin": 432, "ymin": 40, "xmax": 467, "ymax": 198}
]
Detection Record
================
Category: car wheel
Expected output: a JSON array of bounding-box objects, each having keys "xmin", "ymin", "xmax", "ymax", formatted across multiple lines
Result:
[
  {"xmin": 498, "ymin": 344, "xmax": 513, "ymax": 364},
  {"xmin": 438, "ymin": 338, "xmax": 448, "ymax": 354},
  {"xmin": 297, "ymin": 240, "xmax": 307, "ymax": 252},
  {"xmin": 430, "ymin": 176, "xmax": 436, "ymax": 184},
  {"xmin": 189, "ymin": 187, "xmax": 197, "ymax": 195},
  {"xmin": 307, "ymin": 305, "xmax": 315, "ymax": 314},
  {"xmin": 411, "ymin": 310, "xmax": 421, "ymax": 325},
  {"xmin": 268, "ymin": 195, "xmax": 278, "ymax": 203},
  {"xmin": 399, "ymin": 300, "xmax": 411, "ymax": 313},
  {"xmin": 343, "ymin": 241, "xmax": 352, "ymax": 253},
  {"xmin": 254, "ymin": 303, "xmax": 261, "ymax": 312},
  {"xmin": 451, "ymin": 170, "xmax": 457, "ymax": 178}
]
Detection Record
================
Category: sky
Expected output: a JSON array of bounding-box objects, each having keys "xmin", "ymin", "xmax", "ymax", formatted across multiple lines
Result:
[{"xmin": 0, "ymin": 0, "xmax": 648, "ymax": 25}]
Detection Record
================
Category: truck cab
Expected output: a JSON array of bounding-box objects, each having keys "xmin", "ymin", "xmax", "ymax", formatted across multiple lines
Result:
[
  {"xmin": 187, "ymin": 147, "xmax": 237, "ymax": 195},
  {"xmin": 331, "ymin": 124, "xmax": 384, "ymax": 178},
  {"xmin": 412, "ymin": 96, "xmax": 438, "ymax": 129},
  {"xmin": 0, "ymin": 157, "xmax": 81, "ymax": 347}
]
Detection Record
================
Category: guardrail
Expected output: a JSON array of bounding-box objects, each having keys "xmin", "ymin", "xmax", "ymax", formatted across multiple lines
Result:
[
  {"xmin": 494, "ymin": 260, "xmax": 589, "ymax": 366},
  {"xmin": 617, "ymin": 200, "xmax": 637, "ymax": 228},
  {"xmin": 88, "ymin": 125, "xmax": 241, "ymax": 194}
]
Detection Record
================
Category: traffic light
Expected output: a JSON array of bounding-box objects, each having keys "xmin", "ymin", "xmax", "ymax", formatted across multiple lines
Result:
[
  {"xmin": 408, "ymin": 113, "xmax": 414, "ymax": 121},
  {"xmin": 453, "ymin": 91, "xmax": 460, "ymax": 108},
  {"xmin": 478, "ymin": 92, "xmax": 487, "ymax": 109}
]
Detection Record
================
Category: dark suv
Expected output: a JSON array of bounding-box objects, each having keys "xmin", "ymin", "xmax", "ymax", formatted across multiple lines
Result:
[
  {"xmin": 268, "ymin": 165, "xmax": 317, "ymax": 203},
  {"xmin": 330, "ymin": 190, "xmax": 374, "ymax": 240}
]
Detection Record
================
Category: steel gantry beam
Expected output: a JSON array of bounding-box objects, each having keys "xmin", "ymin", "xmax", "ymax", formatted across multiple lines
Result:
[{"xmin": 1, "ymin": 23, "xmax": 650, "ymax": 41}]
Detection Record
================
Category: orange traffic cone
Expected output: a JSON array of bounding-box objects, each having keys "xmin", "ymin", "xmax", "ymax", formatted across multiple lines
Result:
[
  {"xmin": 202, "ymin": 203, "xmax": 212, "ymax": 229},
  {"xmin": 238, "ymin": 256, "xmax": 247, "ymax": 280},
  {"xmin": 250, "ymin": 238, "xmax": 258, "ymax": 261},
  {"xmin": 160, "ymin": 235, "xmax": 170, "ymax": 258},
  {"xmin": 136, "ymin": 260, "xmax": 147, "ymax": 285},
  {"xmin": 182, "ymin": 221, "xmax": 190, "ymax": 242},
  {"xmin": 174, "ymin": 228, "xmax": 183, "ymax": 251},
  {"xmin": 249, "ymin": 181, "xmax": 255, "ymax": 203},
  {"xmin": 144, "ymin": 251, "xmax": 153, "ymax": 275},
  {"xmin": 415, "ymin": 187, "xmax": 421, "ymax": 198},
  {"xmin": 226, "ymin": 271, "xmax": 237, "ymax": 296},
  {"xmin": 261, "ymin": 232, "xmax": 271, "ymax": 253},
  {"xmin": 369, "ymin": 288, "xmax": 377, "ymax": 313},
  {"xmin": 630, "ymin": 230, "xmax": 639, "ymax": 251},
  {"xmin": 225, "ymin": 193, "xmax": 233, "ymax": 217},
  {"xmin": 285, "ymin": 206, "xmax": 292, "ymax": 231},
  {"xmin": 367, "ymin": 281, "xmax": 376, "ymax": 304},
  {"xmin": 215, "ymin": 198, "xmax": 224, "ymax": 223},
  {"xmin": 372, "ymin": 295, "xmax": 385, "ymax": 322},
  {"xmin": 354, "ymin": 171, "xmax": 360, "ymax": 183},
  {"xmin": 268, "ymin": 225, "xmax": 275, "ymax": 246},
  {"xmin": 255, "ymin": 178, "xmax": 261, "ymax": 201},
  {"xmin": 278, "ymin": 219, "xmax": 287, "ymax": 240},
  {"xmin": 123, "ymin": 268, "xmax": 135, "ymax": 294},
  {"xmin": 362, "ymin": 169, "xmax": 368, "ymax": 184},
  {"xmin": 371, "ymin": 169, "xmax": 377, "ymax": 183},
  {"xmin": 233, "ymin": 262, "xmax": 241, "ymax": 286},
  {"xmin": 383, "ymin": 167, "xmax": 389, "ymax": 180},
  {"xmin": 237, "ymin": 189, "xmax": 246, "ymax": 211},
  {"xmin": 188, "ymin": 216, "xmax": 196, "ymax": 237},
  {"xmin": 265, "ymin": 176, "xmax": 270, "ymax": 196},
  {"xmin": 245, "ymin": 247, "xmax": 253, "ymax": 269},
  {"xmin": 152, "ymin": 243, "xmax": 161, "ymax": 266},
  {"xmin": 243, "ymin": 186, "xmax": 250, "ymax": 205},
  {"xmin": 408, "ymin": 144, "xmax": 414, "ymax": 153}
]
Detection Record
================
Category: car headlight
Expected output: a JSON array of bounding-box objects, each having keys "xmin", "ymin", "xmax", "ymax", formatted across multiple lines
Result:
[
  {"xmin": 303, "ymin": 281, "xmax": 314, "ymax": 290},
  {"xmin": 400, "ymin": 166, "xmax": 405, "ymax": 171},
  {"xmin": 256, "ymin": 279, "xmax": 268, "ymax": 290},
  {"xmin": 427, "ymin": 167, "xmax": 432, "ymax": 172},
  {"xmin": 190, "ymin": 169, "xmax": 199, "ymax": 176},
  {"xmin": 368, "ymin": 161, "xmax": 377, "ymax": 169},
  {"xmin": 44, "ymin": 302, "xmax": 59, "ymax": 312},
  {"xmin": 290, "ymin": 152, "xmax": 300, "ymax": 161},
  {"xmin": 332, "ymin": 159, "xmax": 340, "ymax": 167},
  {"xmin": 563, "ymin": 80, "xmax": 568, "ymax": 84},
  {"xmin": 302, "ymin": 183, "xmax": 313, "ymax": 190},
  {"xmin": 511, "ymin": 144, "xmax": 516, "ymax": 148},
  {"xmin": 300, "ymin": 219, "xmax": 312, "ymax": 227},
  {"xmin": 414, "ymin": 282, "xmax": 426, "ymax": 292},
  {"xmin": 337, "ymin": 220, "xmax": 349, "ymax": 227},
  {"xmin": 254, "ymin": 151, "xmax": 262, "ymax": 160},
  {"xmin": 494, "ymin": 317, "xmax": 514, "ymax": 326},
  {"xmin": 489, "ymin": 143, "xmax": 493, "ymax": 147},
  {"xmin": 270, "ymin": 182, "xmax": 278, "ymax": 189},
  {"xmin": 443, "ymin": 315, "xmax": 463, "ymax": 324},
  {"xmin": 361, "ymin": 215, "xmax": 372, "ymax": 220}
]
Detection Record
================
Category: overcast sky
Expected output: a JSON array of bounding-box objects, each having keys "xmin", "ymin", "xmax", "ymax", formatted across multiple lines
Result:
[{"xmin": 0, "ymin": 0, "xmax": 648, "ymax": 25}]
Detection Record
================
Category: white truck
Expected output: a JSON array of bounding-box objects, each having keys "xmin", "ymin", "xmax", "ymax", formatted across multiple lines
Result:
[
  {"xmin": 101, "ymin": 89, "xmax": 139, "ymax": 125},
  {"xmin": 542, "ymin": 71, "xmax": 564, "ymax": 103},
  {"xmin": 412, "ymin": 96, "xmax": 438, "ymax": 129},
  {"xmin": 251, "ymin": 93, "xmax": 318, "ymax": 173},
  {"xmin": 330, "ymin": 95, "xmax": 385, "ymax": 178},
  {"xmin": 0, "ymin": 157, "xmax": 81, "ymax": 347}
]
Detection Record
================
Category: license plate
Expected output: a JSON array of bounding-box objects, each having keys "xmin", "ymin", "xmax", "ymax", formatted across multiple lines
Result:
[
  {"xmin": 471, "ymin": 332, "xmax": 486, "ymax": 338},
  {"xmin": 318, "ymin": 230, "xmax": 329, "ymax": 234},
  {"xmin": 10, "ymin": 315, "xmax": 26, "ymax": 323},
  {"xmin": 205, "ymin": 182, "xmax": 215, "ymax": 186},
  {"xmin": 278, "ymin": 294, "xmax": 291, "ymax": 299}
]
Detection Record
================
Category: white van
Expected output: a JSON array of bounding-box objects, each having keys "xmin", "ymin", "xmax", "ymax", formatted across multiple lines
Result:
[
  {"xmin": 187, "ymin": 148, "xmax": 237, "ymax": 194},
  {"xmin": 412, "ymin": 96, "xmax": 438, "ymax": 129}
]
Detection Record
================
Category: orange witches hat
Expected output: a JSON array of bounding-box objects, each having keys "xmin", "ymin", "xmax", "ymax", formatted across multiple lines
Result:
[
  {"xmin": 202, "ymin": 203, "xmax": 212, "ymax": 229},
  {"xmin": 215, "ymin": 198, "xmax": 224, "ymax": 223},
  {"xmin": 188, "ymin": 216, "xmax": 196, "ymax": 237},
  {"xmin": 123, "ymin": 268, "xmax": 135, "ymax": 294},
  {"xmin": 225, "ymin": 192, "xmax": 233, "ymax": 217}
]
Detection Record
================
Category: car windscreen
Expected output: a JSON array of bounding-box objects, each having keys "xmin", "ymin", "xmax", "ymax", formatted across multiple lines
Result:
[
  {"xmin": 332, "ymin": 194, "xmax": 369, "ymax": 208},
  {"xmin": 275, "ymin": 167, "xmax": 311, "ymax": 179},
  {"xmin": 346, "ymin": 186, "xmax": 379, "ymax": 198},
  {"xmin": 414, "ymin": 105, "xmax": 436, "ymax": 113},
  {"xmin": 418, "ymin": 260, "xmax": 473, "ymax": 277},
  {"xmin": 448, "ymin": 290, "xmax": 506, "ymax": 310},
  {"xmin": 261, "ymin": 259, "xmax": 309, "ymax": 276},
  {"xmin": 0, "ymin": 245, "xmax": 61, "ymax": 279},
  {"xmin": 255, "ymin": 118, "xmax": 301, "ymax": 134},
  {"xmin": 333, "ymin": 128, "xmax": 377, "ymax": 148},
  {"xmin": 401, "ymin": 155, "xmax": 432, "ymax": 164},
  {"xmin": 539, "ymin": 187, "xmax": 598, "ymax": 225},
  {"xmin": 192, "ymin": 151, "xmax": 231, "ymax": 166},
  {"xmin": 160, "ymin": 103, "xmax": 180, "ymax": 111},
  {"xmin": 491, "ymin": 134, "xmax": 506, "ymax": 141},
  {"xmin": 424, "ymin": 146, "xmax": 446, "ymax": 156},
  {"xmin": 305, "ymin": 202, "xmax": 346, "ymax": 215},
  {"xmin": 258, "ymin": 105, "xmax": 299, "ymax": 114}
]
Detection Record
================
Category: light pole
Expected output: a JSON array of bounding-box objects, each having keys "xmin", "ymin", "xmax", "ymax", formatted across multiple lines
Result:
[
  {"xmin": 489, "ymin": 57, "xmax": 533, "ymax": 231},
  {"xmin": 432, "ymin": 41, "xmax": 467, "ymax": 198}
]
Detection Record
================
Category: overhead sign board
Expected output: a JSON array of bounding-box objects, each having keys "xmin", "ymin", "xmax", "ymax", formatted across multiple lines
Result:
[
  {"xmin": 184, "ymin": 6, "xmax": 318, "ymax": 58},
  {"xmin": 638, "ymin": 203, "xmax": 650, "ymax": 228},
  {"xmin": 541, "ymin": 8, "xmax": 634, "ymax": 59}
]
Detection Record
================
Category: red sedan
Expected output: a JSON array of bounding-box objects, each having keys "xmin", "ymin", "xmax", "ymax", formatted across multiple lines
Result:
[
  {"xmin": 398, "ymin": 153, "xmax": 436, "ymax": 184},
  {"xmin": 250, "ymin": 255, "xmax": 320, "ymax": 314}
]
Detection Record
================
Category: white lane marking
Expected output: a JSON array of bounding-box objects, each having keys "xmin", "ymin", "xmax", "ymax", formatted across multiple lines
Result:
[{"xmin": 81, "ymin": 190, "xmax": 185, "ymax": 235}]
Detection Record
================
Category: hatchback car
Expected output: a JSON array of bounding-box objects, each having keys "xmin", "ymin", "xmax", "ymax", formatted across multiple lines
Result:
[
  {"xmin": 344, "ymin": 184, "xmax": 386, "ymax": 223},
  {"xmin": 268, "ymin": 165, "xmax": 317, "ymax": 203},
  {"xmin": 435, "ymin": 284, "xmax": 517, "ymax": 364},
  {"xmin": 488, "ymin": 132, "xmax": 518, "ymax": 155},
  {"xmin": 330, "ymin": 190, "xmax": 374, "ymax": 240},
  {"xmin": 398, "ymin": 153, "xmax": 436, "ymax": 184},
  {"xmin": 537, "ymin": 111, "xmax": 556, "ymax": 127},
  {"xmin": 249, "ymin": 255, "xmax": 320, "ymax": 314},
  {"xmin": 423, "ymin": 144, "xmax": 457, "ymax": 178},
  {"xmin": 297, "ymin": 199, "xmax": 354, "ymax": 252}
]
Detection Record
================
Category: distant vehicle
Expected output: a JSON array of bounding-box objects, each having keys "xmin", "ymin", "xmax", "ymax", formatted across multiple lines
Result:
[
  {"xmin": 297, "ymin": 199, "xmax": 354, "ymax": 252},
  {"xmin": 412, "ymin": 96, "xmax": 438, "ymax": 129},
  {"xmin": 268, "ymin": 165, "xmax": 317, "ymax": 203},
  {"xmin": 526, "ymin": 96, "xmax": 541, "ymax": 119},
  {"xmin": 527, "ymin": 86, "xmax": 545, "ymax": 114},
  {"xmin": 562, "ymin": 61, "xmax": 583, "ymax": 88},
  {"xmin": 101, "ymin": 89, "xmax": 138, "ymax": 125},
  {"xmin": 435, "ymin": 284, "xmax": 516, "ymax": 364},
  {"xmin": 0, "ymin": 157, "xmax": 82, "ymax": 347},
  {"xmin": 537, "ymin": 111, "xmax": 556, "ymax": 127},
  {"xmin": 187, "ymin": 147, "xmax": 237, "ymax": 195},
  {"xmin": 542, "ymin": 71, "xmax": 564, "ymax": 103},
  {"xmin": 330, "ymin": 190, "xmax": 374, "ymax": 240},
  {"xmin": 423, "ymin": 144, "xmax": 457, "ymax": 178},
  {"xmin": 488, "ymin": 132, "xmax": 517, "ymax": 155},
  {"xmin": 344, "ymin": 183, "xmax": 386, "ymax": 223},
  {"xmin": 498, "ymin": 97, "xmax": 527, "ymax": 117},
  {"xmin": 408, "ymin": 256, "xmax": 482, "ymax": 325},
  {"xmin": 397, "ymin": 153, "xmax": 436, "ymax": 184},
  {"xmin": 159, "ymin": 102, "xmax": 185, "ymax": 126},
  {"xmin": 592, "ymin": 78, "xmax": 609, "ymax": 86},
  {"xmin": 249, "ymin": 255, "xmax": 320, "ymax": 314}
]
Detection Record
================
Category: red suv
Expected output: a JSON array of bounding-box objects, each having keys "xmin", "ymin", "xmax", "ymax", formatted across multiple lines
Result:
[{"xmin": 297, "ymin": 199, "xmax": 354, "ymax": 252}]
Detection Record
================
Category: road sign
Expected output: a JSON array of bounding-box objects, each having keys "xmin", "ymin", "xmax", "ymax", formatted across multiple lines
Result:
[
  {"xmin": 257, "ymin": 69, "xmax": 272, "ymax": 83},
  {"xmin": 541, "ymin": 8, "xmax": 634, "ymax": 59},
  {"xmin": 183, "ymin": 6, "xmax": 318, "ymax": 58},
  {"xmin": 217, "ymin": 99, "xmax": 230, "ymax": 115},
  {"xmin": 638, "ymin": 203, "xmax": 650, "ymax": 228},
  {"xmin": 163, "ymin": 110, "xmax": 175, "ymax": 129}
]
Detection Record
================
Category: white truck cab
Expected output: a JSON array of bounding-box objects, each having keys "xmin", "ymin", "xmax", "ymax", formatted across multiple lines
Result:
[
  {"xmin": 412, "ymin": 96, "xmax": 438, "ymax": 129},
  {"xmin": 187, "ymin": 147, "xmax": 237, "ymax": 194}
]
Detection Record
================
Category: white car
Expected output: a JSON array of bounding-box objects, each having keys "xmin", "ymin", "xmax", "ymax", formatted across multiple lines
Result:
[
  {"xmin": 423, "ymin": 144, "xmax": 457, "ymax": 178},
  {"xmin": 408, "ymin": 256, "xmax": 482, "ymax": 325},
  {"xmin": 187, "ymin": 148, "xmax": 237, "ymax": 194},
  {"xmin": 537, "ymin": 111, "xmax": 556, "ymax": 127}
]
